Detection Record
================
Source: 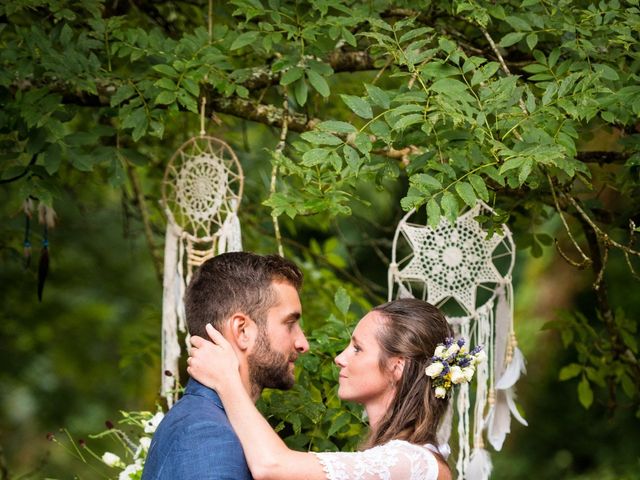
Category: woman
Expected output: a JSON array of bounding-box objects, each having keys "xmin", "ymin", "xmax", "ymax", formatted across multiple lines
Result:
[{"xmin": 188, "ymin": 298, "xmax": 483, "ymax": 480}]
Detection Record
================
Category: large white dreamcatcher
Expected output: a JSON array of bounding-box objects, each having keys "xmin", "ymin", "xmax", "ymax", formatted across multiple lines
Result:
[
  {"xmin": 388, "ymin": 201, "xmax": 527, "ymax": 480},
  {"xmin": 161, "ymin": 99, "xmax": 244, "ymax": 406}
]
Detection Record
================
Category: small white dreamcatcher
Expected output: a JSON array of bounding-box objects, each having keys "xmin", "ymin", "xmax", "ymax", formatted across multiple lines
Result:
[
  {"xmin": 388, "ymin": 201, "xmax": 527, "ymax": 480},
  {"xmin": 161, "ymin": 98, "xmax": 244, "ymax": 406}
]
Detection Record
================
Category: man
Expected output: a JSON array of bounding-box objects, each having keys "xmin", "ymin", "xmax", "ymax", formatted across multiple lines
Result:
[{"xmin": 142, "ymin": 252, "xmax": 309, "ymax": 479}]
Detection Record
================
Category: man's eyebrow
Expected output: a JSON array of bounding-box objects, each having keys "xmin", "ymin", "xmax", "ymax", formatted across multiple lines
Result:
[{"xmin": 284, "ymin": 311, "xmax": 301, "ymax": 321}]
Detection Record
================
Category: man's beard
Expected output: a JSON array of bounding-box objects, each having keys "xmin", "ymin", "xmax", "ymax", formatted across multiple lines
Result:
[{"xmin": 248, "ymin": 328, "xmax": 296, "ymax": 395}]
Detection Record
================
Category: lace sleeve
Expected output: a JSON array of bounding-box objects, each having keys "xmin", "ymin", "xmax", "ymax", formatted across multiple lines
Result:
[{"xmin": 313, "ymin": 440, "xmax": 440, "ymax": 480}]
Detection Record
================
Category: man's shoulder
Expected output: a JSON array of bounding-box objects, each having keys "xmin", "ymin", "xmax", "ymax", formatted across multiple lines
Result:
[{"xmin": 142, "ymin": 382, "xmax": 252, "ymax": 479}]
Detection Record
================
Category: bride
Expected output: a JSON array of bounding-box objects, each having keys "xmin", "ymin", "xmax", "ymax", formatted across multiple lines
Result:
[{"xmin": 188, "ymin": 298, "xmax": 483, "ymax": 480}]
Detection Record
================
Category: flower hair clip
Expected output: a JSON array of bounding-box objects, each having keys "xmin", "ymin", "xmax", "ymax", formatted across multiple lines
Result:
[{"xmin": 425, "ymin": 337, "xmax": 486, "ymax": 399}]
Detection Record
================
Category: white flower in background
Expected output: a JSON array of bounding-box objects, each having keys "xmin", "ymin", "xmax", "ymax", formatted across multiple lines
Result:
[
  {"xmin": 435, "ymin": 386, "xmax": 447, "ymax": 398},
  {"xmin": 102, "ymin": 451, "xmax": 125, "ymax": 468},
  {"xmin": 144, "ymin": 411, "xmax": 164, "ymax": 433},
  {"xmin": 425, "ymin": 361, "xmax": 444, "ymax": 378},
  {"xmin": 434, "ymin": 345, "xmax": 446, "ymax": 357},
  {"xmin": 134, "ymin": 436, "xmax": 152, "ymax": 459},
  {"xmin": 119, "ymin": 459, "xmax": 143, "ymax": 480},
  {"xmin": 139, "ymin": 436, "xmax": 151, "ymax": 451},
  {"xmin": 450, "ymin": 366, "xmax": 465, "ymax": 384}
]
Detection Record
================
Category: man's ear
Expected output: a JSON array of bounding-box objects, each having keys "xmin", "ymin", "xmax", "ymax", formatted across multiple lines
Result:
[{"xmin": 227, "ymin": 313, "xmax": 257, "ymax": 351}]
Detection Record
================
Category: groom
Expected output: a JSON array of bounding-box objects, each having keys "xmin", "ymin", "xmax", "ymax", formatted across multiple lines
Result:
[{"xmin": 142, "ymin": 252, "xmax": 309, "ymax": 479}]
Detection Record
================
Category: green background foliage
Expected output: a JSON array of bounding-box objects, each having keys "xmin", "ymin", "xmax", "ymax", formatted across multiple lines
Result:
[{"xmin": 1, "ymin": 0, "xmax": 639, "ymax": 478}]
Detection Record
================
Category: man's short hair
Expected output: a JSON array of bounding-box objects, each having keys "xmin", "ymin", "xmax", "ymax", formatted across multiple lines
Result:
[{"xmin": 185, "ymin": 252, "xmax": 303, "ymax": 338}]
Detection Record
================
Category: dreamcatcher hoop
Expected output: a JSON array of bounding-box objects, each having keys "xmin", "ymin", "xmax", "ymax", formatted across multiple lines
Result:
[
  {"xmin": 161, "ymin": 129, "xmax": 244, "ymax": 406},
  {"xmin": 388, "ymin": 201, "xmax": 526, "ymax": 480}
]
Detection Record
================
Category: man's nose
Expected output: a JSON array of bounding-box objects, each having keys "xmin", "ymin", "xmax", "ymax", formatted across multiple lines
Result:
[{"xmin": 295, "ymin": 326, "xmax": 309, "ymax": 353}]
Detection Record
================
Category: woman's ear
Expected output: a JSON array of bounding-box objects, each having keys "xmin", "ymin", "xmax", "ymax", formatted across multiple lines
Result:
[
  {"xmin": 228, "ymin": 313, "xmax": 257, "ymax": 351},
  {"xmin": 390, "ymin": 357, "xmax": 405, "ymax": 383}
]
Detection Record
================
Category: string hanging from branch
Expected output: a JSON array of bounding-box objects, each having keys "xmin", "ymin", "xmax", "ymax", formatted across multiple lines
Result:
[
  {"xmin": 388, "ymin": 201, "xmax": 527, "ymax": 480},
  {"xmin": 161, "ymin": 97, "xmax": 244, "ymax": 406}
]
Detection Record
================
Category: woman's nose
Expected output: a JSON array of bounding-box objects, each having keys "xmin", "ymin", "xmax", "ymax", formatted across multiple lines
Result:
[{"xmin": 335, "ymin": 349, "xmax": 347, "ymax": 367}]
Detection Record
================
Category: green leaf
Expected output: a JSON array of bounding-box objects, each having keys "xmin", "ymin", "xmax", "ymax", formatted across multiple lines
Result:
[
  {"xmin": 154, "ymin": 78, "xmax": 177, "ymax": 91},
  {"xmin": 281, "ymin": 67, "xmax": 304, "ymax": 86},
  {"xmin": 110, "ymin": 84, "xmax": 135, "ymax": 107},
  {"xmin": 294, "ymin": 78, "xmax": 308, "ymax": 106},
  {"xmin": 230, "ymin": 31, "xmax": 260, "ymax": 50},
  {"xmin": 455, "ymin": 182, "xmax": 476, "ymax": 207},
  {"xmin": 412, "ymin": 174, "xmax": 442, "ymax": 190},
  {"xmin": 340, "ymin": 95, "xmax": 373, "ymax": 119},
  {"xmin": 155, "ymin": 90, "xmax": 177, "ymax": 105},
  {"xmin": 500, "ymin": 32, "xmax": 525, "ymax": 48},
  {"xmin": 499, "ymin": 156, "xmax": 526, "ymax": 174},
  {"xmin": 365, "ymin": 84, "xmax": 390, "ymax": 109},
  {"xmin": 594, "ymin": 64, "xmax": 620, "ymax": 81},
  {"xmin": 426, "ymin": 197, "xmax": 440, "ymax": 228},
  {"xmin": 334, "ymin": 287, "xmax": 351, "ymax": 316},
  {"xmin": 353, "ymin": 132, "xmax": 372, "ymax": 155},
  {"xmin": 430, "ymin": 78, "xmax": 467, "ymax": 95},
  {"xmin": 317, "ymin": 121, "xmax": 357, "ymax": 133},
  {"xmin": 441, "ymin": 191, "xmax": 458, "ymax": 220},
  {"xmin": 301, "ymin": 148, "xmax": 329, "ymax": 166},
  {"xmin": 300, "ymin": 131, "xmax": 343, "ymax": 146},
  {"xmin": 518, "ymin": 159, "xmax": 534, "ymax": 185},
  {"xmin": 526, "ymin": 32, "xmax": 538, "ymax": 50},
  {"xmin": 505, "ymin": 15, "xmax": 532, "ymax": 31},
  {"xmin": 468, "ymin": 174, "xmax": 489, "ymax": 202},
  {"xmin": 152, "ymin": 64, "xmax": 178, "ymax": 78},
  {"xmin": 307, "ymin": 70, "xmax": 330, "ymax": 97},
  {"xmin": 393, "ymin": 113, "xmax": 423, "ymax": 130},
  {"xmin": 559, "ymin": 364, "xmax": 582, "ymax": 381},
  {"xmin": 578, "ymin": 376, "xmax": 593, "ymax": 409}
]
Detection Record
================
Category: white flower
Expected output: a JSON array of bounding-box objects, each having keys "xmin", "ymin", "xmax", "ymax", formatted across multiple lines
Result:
[
  {"xmin": 102, "ymin": 452, "xmax": 124, "ymax": 468},
  {"xmin": 144, "ymin": 411, "xmax": 164, "ymax": 434},
  {"xmin": 462, "ymin": 366, "xmax": 475, "ymax": 382},
  {"xmin": 445, "ymin": 343, "xmax": 460, "ymax": 357},
  {"xmin": 139, "ymin": 436, "xmax": 151, "ymax": 451},
  {"xmin": 134, "ymin": 436, "xmax": 152, "ymax": 459},
  {"xmin": 473, "ymin": 350, "xmax": 487, "ymax": 365},
  {"xmin": 119, "ymin": 459, "xmax": 143, "ymax": 480},
  {"xmin": 435, "ymin": 386, "xmax": 448, "ymax": 398},
  {"xmin": 425, "ymin": 361, "xmax": 444, "ymax": 378},
  {"xmin": 450, "ymin": 366, "xmax": 466, "ymax": 384},
  {"xmin": 434, "ymin": 345, "xmax": 446, "ymax": 357}
]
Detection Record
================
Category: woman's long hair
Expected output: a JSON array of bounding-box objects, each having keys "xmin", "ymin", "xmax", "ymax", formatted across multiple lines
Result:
[{"xmin": 362, "ymin": 298, "xmax": 453, "ymax": 450}]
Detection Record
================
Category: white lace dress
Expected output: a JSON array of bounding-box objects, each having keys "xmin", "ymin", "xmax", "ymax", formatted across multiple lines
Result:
[{"xmin": 313, "ymin": 440, "xmax": 443, "ymax": 480}]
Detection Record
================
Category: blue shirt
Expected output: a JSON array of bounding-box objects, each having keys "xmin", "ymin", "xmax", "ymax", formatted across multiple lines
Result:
[{"xmin": 142, "ymin": 378, "xmax": 252, "ymax": 479}]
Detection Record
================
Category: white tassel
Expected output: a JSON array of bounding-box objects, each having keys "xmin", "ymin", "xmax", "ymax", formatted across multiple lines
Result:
[
  {"xmin": 161, "ymin": 223, "xmax": 183, "ymax": 407},
  {"xmin": 218, "ymin": 202, "xmax": 242, "ymax": 255},
  {"xmin": 495, "ymin": 346, "xmax": 526, "ymax": 390},
  {"xmin": 467, "ymin": 447, "xmax": 492, "ymax": 480}
]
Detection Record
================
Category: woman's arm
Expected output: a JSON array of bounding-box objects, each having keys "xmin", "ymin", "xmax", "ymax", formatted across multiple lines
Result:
[{"xmin": 187, "ymin": 325, "xmax": 326, "ymax": 480}]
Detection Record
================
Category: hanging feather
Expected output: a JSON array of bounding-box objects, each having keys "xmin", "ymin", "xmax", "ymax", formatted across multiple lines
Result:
[
  {"xmin": 23, "ymin": 198, "xmax": 34, "ymax": 268},
  {"xmin": 495, "ymin": 346, "xmax": 527, "ymax": 390},
  {"xmin": 37, "ymin": 235, "xmax": 49, "ymax": 302},
  {"xmin": 36, "ymin": 204, "xmax": 57, "ymax": 302},
  {"xmin": 467, "ymin": 447, "xmax": 493, "ymax": 480}
]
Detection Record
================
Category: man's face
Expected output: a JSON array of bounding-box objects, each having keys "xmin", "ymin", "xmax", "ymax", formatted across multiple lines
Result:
[{"xmin": 248, "ymin": 280, "xmax": 309, "ymax": 392}]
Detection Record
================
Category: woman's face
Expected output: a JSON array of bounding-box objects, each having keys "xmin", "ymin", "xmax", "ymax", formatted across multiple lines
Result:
[{"xmin": 334, "ymin": 311, "xmax": 396, "ymax": 410}]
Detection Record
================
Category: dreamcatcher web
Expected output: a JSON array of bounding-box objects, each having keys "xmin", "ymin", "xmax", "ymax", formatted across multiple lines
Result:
[
  {"xmin": 388, "ymin": 201, "xmax": 527, "ymax": 480},
  {"xmin": 161, "ymin": 123, "xmax": 244, "ymax": 406}
]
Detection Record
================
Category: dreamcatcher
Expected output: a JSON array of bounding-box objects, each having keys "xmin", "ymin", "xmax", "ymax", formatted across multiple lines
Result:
[
  {"xmin": 388, "ymin": 201, "xmax": 527, "ymax": 480},
  {"xmin": 161, "ymin": 98, "xmax": 244, "ymax": 406}
]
